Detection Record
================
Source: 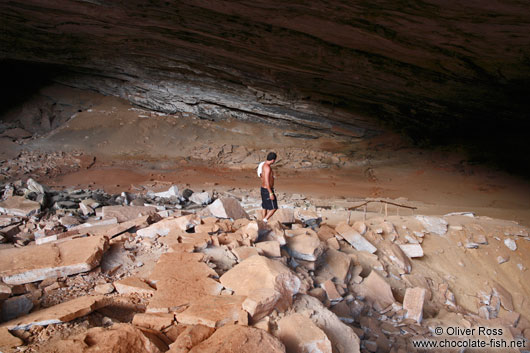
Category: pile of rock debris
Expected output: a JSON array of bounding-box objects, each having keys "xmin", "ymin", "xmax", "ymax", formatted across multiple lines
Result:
[{"xmin": 0, "ymin": 179, "xmax": 528, "ymax": 352}]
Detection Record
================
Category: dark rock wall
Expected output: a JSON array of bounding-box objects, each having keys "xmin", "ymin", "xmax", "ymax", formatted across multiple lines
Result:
[{"xmin": 1, "ymin": 0, "xmax": 530, "ymax": 164}]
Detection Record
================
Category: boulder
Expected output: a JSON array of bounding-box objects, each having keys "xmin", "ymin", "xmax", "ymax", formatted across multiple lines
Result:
[
  {"xmin": 241, "ymin": 288, "xmax": 282, "ymax": 321},
  {"xmin": 378, "ymin": 242, "xmax": 412, "ymax": 274},
  {"xmin": 189, "ymin": 324, "xmax": 286, "ymax": 353},
  {"xmin": 292, "ymin": 295, "xmax": 361, "ymax": 353},
  {"xmin": 201, "ymin": 246, "xmax": 237, "ymax": 270},
  {"xmin": 132, "ymin": 313, "xmax": 175, "ymax": 331},
  {"xmin": 277, "ymin": 313, "xmax": 332, "ymax": 353},
  {"xmin": 269, "ymin": 208, "xmax": 295, "ymax": 224},
  {"xmin": 169, "ymin": 325, "xmax": 215, "ymax": 353},
  {"xmin": 175, "ymin": 295, "xmax": 246, "ymax": 328},
  {"xmin": 208, "ymin": 198, "xmax": 249, "ymax": 220},
  {"xmin": 286, "ymin": 233, "xmax": 324, "ymax": 261},
  {"xmin": 319, "ymin": 248, "xmax": 351, "ymax": 283},
  {"xmin": 190, "ymin": 192, "xmax": 212, "ymax": 205},
  {"xmin": 256, "ymin": 240, "xmax": 281, "ymax": 258},
  {"xmin": 317, "ymin": 225, "xmax": 337, "ymax": 242},
  {"xmin": 231, "ymin": 246, "xmax": 261, "ymax": 262},
  {"xmin": 220, "ymin": 255, "xmax": 300, "ymax": 312},
  {"xmin": 0, "ymin": 196, "xmax": 41, "ymax": 217},
  {"xmin": 357, "ymin": 271, "xmax": 395, "ymax": 311},
  {"xmin": 1, "ymin": 294, "xmax": 33, "ymax": 322},
  {"xmin": 0, "ymin": 235, "xmax": 109, "ymax": 285},
  {"xmin": 321, "ymin": 279, "xmax": 342, "ymax": 302}
]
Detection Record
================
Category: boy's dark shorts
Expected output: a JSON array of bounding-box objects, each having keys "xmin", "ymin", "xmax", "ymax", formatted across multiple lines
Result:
[{"xmin": 261, "ymin": 187, "xmax": 278, "ymax": 210}]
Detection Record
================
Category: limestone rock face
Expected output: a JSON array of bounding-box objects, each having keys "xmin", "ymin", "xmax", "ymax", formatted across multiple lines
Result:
[{"xmin": 2, "ymin": 0, "xmax": 529, "ymax": 158}]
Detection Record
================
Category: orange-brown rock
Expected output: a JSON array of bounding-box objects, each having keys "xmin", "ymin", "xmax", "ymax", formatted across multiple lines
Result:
[
  {"xmin": 4, "ymin": 295, "xmax": 111, "ymax": 330},
  {"xmin": 0, "ymin": 235, "xmax": 108, "ymax": 285},
  {"xmin": 219, "ymin": 255, "xmax": 300, "ymax": 312},
  {"xmin": 40, "ymin": 323, "xmax": 165, "ymax": 353},
  {"xmin": 114, "ymin": 276, "xmax": 156, "ymax": 295},
  {"xmin": 169, "ymin": 325, "xmax": 215, "ymax": 353},
  {"xmin": 189, "ymin": 324, "xmax": 285, "ymax": 353},
  {"xmin": 277, "ymin": 313, "xmax": 332, "ymax": 353},
  {"xmin": 175, "ymin": 295, "xmax": 246, "ymax": 328}
]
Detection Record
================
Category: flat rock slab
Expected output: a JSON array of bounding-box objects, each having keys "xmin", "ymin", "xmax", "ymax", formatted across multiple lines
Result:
[
  {"xmin": 415, "ymin": 216, "xmax": 448, "ymax": 236},
  {"xmin": 137, "ymin": 215, "xmax": 200, "ymax": 238},
  {"xmin": 335, "ymin": 224, "xmax": 376, "ymax": 253},
  {"xmin": 114, "ymin": 276, "xmax": 155, "ymax": 295},
  {"xmin": 403, "ymin": 287, "xmax": 426, "ymax": 323},
  {"xmin": 189, "ymin": 324, "xmax": 286, "ymax": 353},
  {"xmin": 3, "ymin": 295, "xmax": 111, "ymax": 330},
  {"xmin": 38, "ymin": 323, "xmax": 164, "ymax": 353},
  {"xmin": 292, "ymin": 295, "xmax": 360, "ymax": 353},
  {"xmin": 101, "ymin": 205, "xmax": 157, "ymax": 222},
  {"xmin": 176, "ymin": 295, "xmax": 246, "ymax": 328},
  {"xmin": 277, "ymin": 313, "xmax": 332, "ymax": 353},
  {"xmin": 147, "ymin": 252, "xmax": 222, "ymax": 313},
  {"xmin": 220, "ymin": 255, "xmax": 300, "ymax": 311},
  {"xmin": 0, "ymin": 235, "xmax": 109, "ymax": 285},
  {"xmin": 399, "ymin": 243, "xmax": 424, "ymax": 258},
  {"xmin": 208, "ymin": 197, "xmax": 249, "ymax": 220},
  {"xmin": 0, "ymin": 196, "xmax": 40, "ymax": 217}
]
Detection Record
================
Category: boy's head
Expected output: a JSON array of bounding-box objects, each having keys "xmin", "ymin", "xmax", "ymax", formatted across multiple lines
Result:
[{"xmin": 267, "ymin": 152, "xmax": 277, "ymax": 162}]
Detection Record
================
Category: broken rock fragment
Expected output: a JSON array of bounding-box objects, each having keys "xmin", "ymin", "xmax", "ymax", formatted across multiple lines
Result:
[
  {"xmin": 101, "ymin": 205, "xmax": 157, "ymax": 222},
  {"xmin": 286, "ymin": 233, "xmax": 324, "ymax": 261},
  {"xmin": 189, "ymin": 324, "xmax": 286, "ymax": 353},
  {"xmin": 277, "ymin": 313, "xmax": 332, "ymax": 353},
  {"xmin": 40, "ymin": 323, "xmax": 165, "ymax": 353},
  {"xmin": 176, "ymin": 295, "xmax": 246, "ymax": 328},
  {"xmin": 114, "ymin": 276, "xmax": 156, "ymax": 295},
  {"xmin": 335, "ymin": 223, "xmax": 376, "ymax": 253},
  {"xmin": 403, "ymin": 287, "xmax": 426, "ymax": 323},
  {"xmin": 208, "ymin": 197, "xmax": 249, "ymax": 220},
  {"xmin": 399, "ymin": 243, "xmax": 424, "ymax": 258},
  {"xmin": 169, "ymin": 325, "xmax": 215, "ymax": 353},
  {"xmin": 0, "ymin": 196, "xmax": 41, "ymax": 217},
  {"xmin": 3, "ymin": 295, "xmax": 110, "ymax": 330},
  {"xmin": 415, "ymin": 215, "xmax": 448, "ymax": 236},
  {"xmin": 220, "ymin": 255, "xmax": 300, "ymax": 312},
  {"xmin": 292, "ymin": 295, "xmax": 361, "ymax": 353},
  {"xmin": 357, "ymin": 271, "xmax": 396, "ymax": 311},
  {"xmin": 0, "ymin": 235, "xmax": 109, "ymax": 285}
]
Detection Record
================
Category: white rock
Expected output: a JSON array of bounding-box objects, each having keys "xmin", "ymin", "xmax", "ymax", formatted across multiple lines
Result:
[
  {"xmin": 415, "ymin": 216, "xmax": 448, "ymax": 236},
  {"xmin": 154, "ymin": 185, "xmax": 179, "ymax": 198},
  {"xmin": 504, "ymin": 238, "xmax": 517, "ymax": 251},
  {"xmin": 189, "ymin": 191, "xmax": 211, "ymax": 205}
]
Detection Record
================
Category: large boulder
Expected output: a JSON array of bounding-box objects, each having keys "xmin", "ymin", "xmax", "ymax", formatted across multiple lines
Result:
[
  {"xmin": 208, "ymin": 197, "xmax": 249, "ymax": 220},
  {"xmin": 189, "ymin": 324, "xmax": 285, "ymax": 353},
  {"xmin": 220, "ymin": 255, "xmax": 300, "ymax": 313}
]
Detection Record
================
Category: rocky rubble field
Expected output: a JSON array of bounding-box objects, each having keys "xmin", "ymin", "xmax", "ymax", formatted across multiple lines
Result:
[{"xmin": 0, "ymin": 178, "xmax": 529, "ymax": 353}]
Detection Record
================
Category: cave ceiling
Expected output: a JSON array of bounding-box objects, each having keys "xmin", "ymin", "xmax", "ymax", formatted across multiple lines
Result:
[{"xmin": 1, "ymin": 0, "xmax": 530, "ymax": 144}]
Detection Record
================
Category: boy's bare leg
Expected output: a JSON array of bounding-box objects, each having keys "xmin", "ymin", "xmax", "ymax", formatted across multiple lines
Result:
[
  {"xmin": 261, "ymin": 209, "xmax": 267, "ymax": 220},
  {"xmin": 264, "ymin": 209, "xmax": 277, "ymax": 221}
]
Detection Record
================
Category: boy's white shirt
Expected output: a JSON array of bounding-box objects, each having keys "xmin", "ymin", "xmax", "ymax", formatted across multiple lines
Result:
[{"xmin": 257, "ymin": 161, "xmax": 265, "ymax": 177}]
